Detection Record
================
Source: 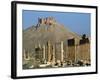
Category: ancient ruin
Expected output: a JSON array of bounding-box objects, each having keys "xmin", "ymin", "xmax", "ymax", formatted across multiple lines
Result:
[{"xmin": 23, "ymin": 17, "xmax": 90, "ymax": 69}]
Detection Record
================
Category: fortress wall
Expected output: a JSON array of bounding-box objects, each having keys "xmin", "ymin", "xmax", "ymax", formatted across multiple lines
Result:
[{"xmin": 38, "ymin": 17, "xmax": 56, "ymax": 26}]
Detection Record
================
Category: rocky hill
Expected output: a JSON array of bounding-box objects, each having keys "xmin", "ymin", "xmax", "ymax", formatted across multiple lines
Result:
[{"xmin": 23, "ymin": 17, "xmax": 80, "ymax": 52}]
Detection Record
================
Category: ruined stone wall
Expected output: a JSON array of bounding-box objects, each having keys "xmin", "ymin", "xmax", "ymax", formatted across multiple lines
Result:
[
  {"xmin": 66, "ymin": 37, "xmax": 90, "ymax": 63},
  {"xmin": 78, "ymin": 43, "xmax": 90, "ymax": 61},
  {"xmin": 38, "ymin": 17, "xmax": 56, "ymax": 26},
  {"xmin": 67, "ymin": 39, "xmax": 76, "ymax": 62}
]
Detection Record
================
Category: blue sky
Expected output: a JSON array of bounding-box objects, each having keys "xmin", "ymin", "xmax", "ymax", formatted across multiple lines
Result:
[{"xmin": 22, "ymin": 10, "xmax": 91, "ymax": 36}]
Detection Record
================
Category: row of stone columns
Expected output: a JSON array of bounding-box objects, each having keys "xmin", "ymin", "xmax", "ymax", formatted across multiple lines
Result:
[
  {"xmin": 47, "ymin": 41, "xmax": 64, "ymax": 63},
  {"xmin": 23, "ymin": 41, "xmax": 64, "ymax": 64}
]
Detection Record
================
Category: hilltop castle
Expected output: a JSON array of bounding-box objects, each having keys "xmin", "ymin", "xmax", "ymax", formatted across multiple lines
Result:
[{"xmin": 37, "ymin": 17, "xmax": 56, "ymax": 26}]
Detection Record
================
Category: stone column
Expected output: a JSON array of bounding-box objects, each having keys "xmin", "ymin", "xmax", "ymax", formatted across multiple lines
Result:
[
  {"xmin": 52, "ymin": 44, "xmax": 55, "ymax": 64},
  {"xmin": 61, "ymin": 41, "xmax": 64, "ymax": 62},
  {"xmin": 38, "ymin": 43, "xmax": 41, "ymax": 49},
  {"xmin": 23, "ymin": 49, "xmax": 26, "ymax": 60},
  {"xmin": 43, "ymin": 45, "xmax": 46, "ymax": 61},
  {"xmin": 47, "ymin": 41, "xmax": 51, "ymax": 62},
  {"xmin": 24, "ymin": 50, "xmax": 29, "ymax": 60},
  {"xmin": 75, "ymin": 44, "xmax": 77, "ymax": 62}
]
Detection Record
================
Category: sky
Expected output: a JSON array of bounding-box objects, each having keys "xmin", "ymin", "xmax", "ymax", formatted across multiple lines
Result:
[{"xmin": 22, "ymin": 10, "xmax": 91, "ymax": 36}]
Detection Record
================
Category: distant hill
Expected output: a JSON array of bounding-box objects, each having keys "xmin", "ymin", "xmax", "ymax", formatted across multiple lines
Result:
[{"xmin": 23, "ymin": 17, "xmax": 80, "ymax": 52}]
